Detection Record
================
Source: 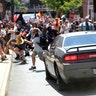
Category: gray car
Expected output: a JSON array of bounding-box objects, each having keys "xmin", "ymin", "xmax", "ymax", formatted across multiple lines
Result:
[{"xmin": 43, "ymin": 31, "xmax": 96, "ymax": 90}]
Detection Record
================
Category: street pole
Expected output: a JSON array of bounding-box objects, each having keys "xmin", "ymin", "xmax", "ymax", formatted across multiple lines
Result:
[
  {"xmin": 34, "ymin": 4, "xmax": 36, "ymax": 19},
  {"xmin": 11, "ymin": 0, "xmax": 14, "ymax": 21}
]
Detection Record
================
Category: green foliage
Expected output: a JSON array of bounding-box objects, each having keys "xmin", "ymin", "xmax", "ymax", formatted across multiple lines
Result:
[
  {"xmin": 40, "ymin": 0, "xmax": 82, "ymax": 14},
  {"xmin": 14, "ymin": 0, "xmax": 20, "ymax": 5},
  {"xmin": 14, "ymin": 0, "xmax": 26, "ymax": 9},
  {"xmin": 14, "ymin": 0, "xmax": 20, "ymax": 8}
]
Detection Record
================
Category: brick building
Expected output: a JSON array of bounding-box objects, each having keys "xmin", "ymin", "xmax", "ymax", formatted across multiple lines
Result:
[
  {"xmin": 82, "ymin": 0, "xmax": 94, "ymax": 21},
  {"xmin": 0, "ymin": 0, "xmax": 6, "ymax": 19},
  {"xmin": 1, "ymin": 0, "xmax": 95, "ymax": 21}
]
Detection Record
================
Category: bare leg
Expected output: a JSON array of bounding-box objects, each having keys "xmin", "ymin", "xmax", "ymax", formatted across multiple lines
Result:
[
  {"xmin": 29, "ymin": 54, "xmax": 36, "ymax": 70},
  {"xmin": 0, "ymin": 44, "xmax": 6, "ymax": 57},
  {"xmin": 4, "ymin": 44, "xmax": 9, "ymax": 54},
  {"xmin": 32, "ymin": 54, "xmax": 36, "ymax": 66},
  {"xmin": 20, "ymin": 50, "xmax": 26, "ymax": 61}
]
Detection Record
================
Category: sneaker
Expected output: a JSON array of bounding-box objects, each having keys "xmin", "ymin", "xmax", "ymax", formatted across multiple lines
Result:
[
  {"xmin": 15, "ymin": 54, "xmax": 21, "ymax": 60},
  {"xmin": 15, "ymin": 56, "xmax": 20, "ymax": 60},
  {"xmin": 25, "ymin": 52, "xmax": 30, "ymax": 57},
  {"xmin": 29, "ymin": 66, "xmax": 36, "ymax": 70},
  {"xmin": 19, "ymin": 60, "xmax": 27, "ymax": 65},
  {"xmin": 1, "ymin": 56, "xmax": 7, "ymax": 61}
]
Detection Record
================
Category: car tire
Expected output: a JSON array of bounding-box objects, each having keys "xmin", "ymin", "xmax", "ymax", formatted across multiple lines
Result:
[{"xmin": 55, "ymin": 65, "xmax": 66, "ymax": 91}]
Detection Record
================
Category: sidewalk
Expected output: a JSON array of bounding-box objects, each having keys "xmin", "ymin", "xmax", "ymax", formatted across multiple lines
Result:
[{"xmin": 0, "ymin": 52, "xmax": 13, "ymax": 96}]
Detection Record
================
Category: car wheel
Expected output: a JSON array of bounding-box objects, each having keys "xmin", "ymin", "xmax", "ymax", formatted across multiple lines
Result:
[
  {"xmin": 44, "ymin": 61, "xmax": 53, "ymax": 80},
  {"xmin": 55, "ymin": 65, "xmax": 66, "ymax": 91}
]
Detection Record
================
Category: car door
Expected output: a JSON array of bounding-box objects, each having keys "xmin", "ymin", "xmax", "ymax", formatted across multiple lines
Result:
[
  {"xmin": 53, "ymin": 36, "xmax": 65, "ymax": 72},
  {"xmin": 44, "ymin": 39, "xmax": 58, "ymax": 76},
  {"xmin": 45, "ymin": 36, "xmax": 64, "ymax": 76}
]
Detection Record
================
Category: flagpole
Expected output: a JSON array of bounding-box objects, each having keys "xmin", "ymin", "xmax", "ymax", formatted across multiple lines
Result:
[
  {"xmin": 34, "ymin": 4, "xmax": 36, "ymax": 19},
  {"xmin": 11, "ymin": 0, "xmax": 14, "ymax": 22}
]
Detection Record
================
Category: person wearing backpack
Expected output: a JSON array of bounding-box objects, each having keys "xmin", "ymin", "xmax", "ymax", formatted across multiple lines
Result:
[
  {"xmin": 79, "ymin": 15, "xmax": 94, "ymax": 31},
  {"xmin": 28, "ymin": 28, "xmax": 44, "ymax": 70}
]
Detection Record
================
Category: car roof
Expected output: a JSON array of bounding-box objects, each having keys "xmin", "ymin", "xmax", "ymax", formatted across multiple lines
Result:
[{"xmin": 59, "ymin": 31, "xmax": 96, "ymax": 38}]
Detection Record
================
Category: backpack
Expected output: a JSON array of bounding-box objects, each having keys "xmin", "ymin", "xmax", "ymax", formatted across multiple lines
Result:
[{"xmin": 38, "ymin": 35, "xmax": 49, "ymax": 50}]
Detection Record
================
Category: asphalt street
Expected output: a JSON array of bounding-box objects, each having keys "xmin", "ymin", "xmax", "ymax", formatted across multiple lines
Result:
[
  {"xmin": 7, "ymin": 52, "xmax": 96, "ymax": 96},
  {"xmin": 7, "ymin": 52, "xmax": 63, "ymax": 96}
]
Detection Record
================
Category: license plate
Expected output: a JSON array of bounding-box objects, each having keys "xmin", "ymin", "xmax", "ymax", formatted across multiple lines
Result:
[{"xmin": 93, "ymin": 69, "xmax": 96, "ymax": 74}]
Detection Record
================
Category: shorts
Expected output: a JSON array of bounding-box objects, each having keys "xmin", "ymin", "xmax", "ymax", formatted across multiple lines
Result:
[
  {"xmin": 0, "ymin": 39, "xmax": 3, "ymax": 45},
  {"xmin": 15, "ymin": 43, "xmax": 26, "ymax": 50},
  {"xmin": 33, "ymin": 50, "xmax": 43, "ymax": 59}
]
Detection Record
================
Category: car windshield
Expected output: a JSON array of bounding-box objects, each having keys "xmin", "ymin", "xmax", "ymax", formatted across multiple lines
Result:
[{"xmin": 64, "ymin": 34, "xmax": 96, "ymax": 47}]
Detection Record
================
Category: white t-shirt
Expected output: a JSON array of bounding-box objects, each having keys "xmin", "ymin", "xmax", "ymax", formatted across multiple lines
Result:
[
  {"xmin": 10, "ymin": 25, "xmax": 17, "ymax": 40},
  {"xmin": 0, "ymin": 29, "xmax": 6, "ymax": 37},
  {"xmin": 64, "ymin": 23, "xmax": 71, "ymax": 34},
  {"xmin": 30, "ymin": 27, "xmax": 42, "ymax": 39},
  {"xmin": 32, "ymin": 36, "xmax": 43, "ymax": 52}
]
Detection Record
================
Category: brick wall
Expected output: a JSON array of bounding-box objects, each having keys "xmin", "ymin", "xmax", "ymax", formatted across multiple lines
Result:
[
  {"xmin": 0, "ymin": 0, "xmax": 6, "ymax": 20},
  {"xmin": 82, "ymin": 0, "xmax": 94, "ymax": 20}
]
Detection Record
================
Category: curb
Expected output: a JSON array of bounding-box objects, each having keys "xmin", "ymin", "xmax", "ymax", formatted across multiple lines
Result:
[{"xmin": 0, "ymin": 52, "xmax": 13, "ymax": 96}]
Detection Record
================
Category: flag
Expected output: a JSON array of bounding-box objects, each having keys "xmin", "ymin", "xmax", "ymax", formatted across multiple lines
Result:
[
  {"xmin": 16, "ymin": 13, "xmax": 27, "ymax": 27},
  {"xmin": 8, "ymin": 17, "xmax": 11, "ymax": 22},
  {"xmin": 14, "ymin": 14, "xmax": 19, "ymax": 22},
  {"xmin": 37, "ymin": 11, "xmax": 42, "ymax": 20}
]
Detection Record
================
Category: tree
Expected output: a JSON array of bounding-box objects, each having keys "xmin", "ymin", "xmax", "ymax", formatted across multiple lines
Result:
[
  {"xmin": 41, "ymin": 0, "xmax": 82, "ymax": 17},
  {"xmin": 14, "ymin": 0, "xmax": 20, "ymax": 9},
  {"xmin": 14, "ymin": 0, "xmax": 26, "ymax": 9}
]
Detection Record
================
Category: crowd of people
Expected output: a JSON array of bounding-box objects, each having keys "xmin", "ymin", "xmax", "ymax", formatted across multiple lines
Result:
[{"xmin": 0, "ymin": 14, "xmax": 96, "ymax": 70}]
